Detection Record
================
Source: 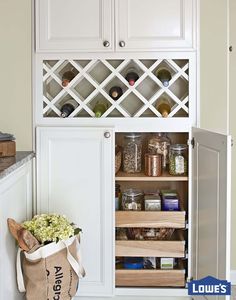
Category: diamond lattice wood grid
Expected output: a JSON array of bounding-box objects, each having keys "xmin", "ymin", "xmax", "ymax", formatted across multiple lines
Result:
[{"xmin": 42, "ymin": 59, "xmax": 189, "ymax": 118}]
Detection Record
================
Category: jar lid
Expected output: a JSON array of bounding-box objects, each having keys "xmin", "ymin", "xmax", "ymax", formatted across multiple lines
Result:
[
  {"xmin": 145, "ymin": 153, "xmax": 162, "ymax": 158},
  {"xmin": 124, "ymin": 133, "xmax": 141, "ymax": 139},
  {"xmin": 170, "ymin": 144, "xmax": 187, "ymax": 150},
  {"xmin": 123, "ymin": 188, "xmax": 143, "ymax": 196}
]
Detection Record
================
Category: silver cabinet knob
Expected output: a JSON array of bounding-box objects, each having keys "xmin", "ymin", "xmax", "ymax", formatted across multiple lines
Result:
[
  {"xmin": 104, "ymin": 131, "xmax": 111, "ymax": 138},
  {"xmin": 103, "ymin": 41, "xmax": 110, "ymax": 47},
  {"xmin": 119, "ymin": 41, "xmax": 126, "ymax": 47}
]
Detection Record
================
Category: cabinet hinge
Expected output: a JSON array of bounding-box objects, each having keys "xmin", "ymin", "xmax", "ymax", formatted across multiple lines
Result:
[
  {"xmin": 231, "ymin": 138, "xmax": 234, "ymax": 147},
  {"xmin": 188, "ymin": 138, "xmax": 195, "ymax": 148}
]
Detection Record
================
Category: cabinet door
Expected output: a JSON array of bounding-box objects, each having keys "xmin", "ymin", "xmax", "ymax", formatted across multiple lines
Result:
[
  {"xmin": 116, "ymin": 0, "xmax": 195, "ymax": 51},
  {"xmin": 36, "ymin": 0, "xmax": 113, "ymax": 52},
  {"xmin": 191, "ymin": 128, "xmax": 231, "ymax": 300},
  {"xmin": 36, "ymin": 127, "xmax": 114, "ymax": 297},
  {"xmin": 0, "ymin": 161, "xmax": 33, "ymax": 300}
]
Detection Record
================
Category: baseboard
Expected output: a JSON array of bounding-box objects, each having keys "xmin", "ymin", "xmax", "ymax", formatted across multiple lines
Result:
[{"xmin": 231, "ymin": 270, "xmax": 236, "ymax": 284}]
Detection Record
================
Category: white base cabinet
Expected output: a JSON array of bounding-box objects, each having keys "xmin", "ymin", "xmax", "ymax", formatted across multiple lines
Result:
[
  {"xmin": 36, "ymin": 127, "xmax": 114, "ymax": 297},
  {"xmin": 36, "ymin": 127, "xmax": 231, "ymax": 298},
  {"xmin": 0, "ymin": 161, "xmax": 33, "ymax": 300}
]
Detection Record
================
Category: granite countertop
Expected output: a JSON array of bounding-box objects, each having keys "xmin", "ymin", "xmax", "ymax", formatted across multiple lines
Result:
[{"xmin": 0, "ymin": 151, "xmax": 35, "ymax": 180}]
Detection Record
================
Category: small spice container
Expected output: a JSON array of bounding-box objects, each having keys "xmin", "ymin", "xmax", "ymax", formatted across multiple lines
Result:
[
  {"xmin": 123, "ymin": 133, "xmax": 142, "ymax": 173},
  {"xmin": 160, "ymin": 258, "xmax": 176, "ymax": 269},
  {"xmin": 145, "ymin": 153, "xmax": 162, "ymax": 176},
  {"xmin": 169, "ymin": 144, "xmax": 188, "ymax": 175},
  {"xmin": 145, "ymin": 194, "xmax": 161, "ymax": 211},
  {"xmin": 161, "ymin": 190, "xmax": 180, "ymax": 211},
  {"xmin": 122, "ymin": 189, "xmax": 144, "ymax": 211}
]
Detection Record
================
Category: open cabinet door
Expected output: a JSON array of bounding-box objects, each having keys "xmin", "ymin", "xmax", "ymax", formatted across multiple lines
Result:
[{"xmin": 191, "ymin": 128, "xmax": 231, "ymax": 300}]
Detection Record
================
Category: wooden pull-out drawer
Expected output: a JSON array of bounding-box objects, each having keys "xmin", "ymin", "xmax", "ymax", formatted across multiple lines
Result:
[
  {"xmin": 115, "ymin": 240, "xmax": 185, "ymax": 257},
  {"xmin": 116, "ymin": 269, "xmax": 185, "ymax": 287},
  {"xmin": 116, "ymin": 211, "xmax": 186, "ymax": 228}
]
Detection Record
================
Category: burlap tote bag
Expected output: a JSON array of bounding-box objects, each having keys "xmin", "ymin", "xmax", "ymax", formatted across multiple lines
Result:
[{"xmin": 16, "ymin": 235, "xmax": 85, "ymax": 300}]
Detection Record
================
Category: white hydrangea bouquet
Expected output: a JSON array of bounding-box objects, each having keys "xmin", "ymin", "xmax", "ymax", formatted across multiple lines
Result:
[
  {"xmin": 8, "ymin": 214, "xmax": 85, "ymax": 300},
  {"xmin": 22, "ymin": 213, "xmax": 81, "ymax": 245}
]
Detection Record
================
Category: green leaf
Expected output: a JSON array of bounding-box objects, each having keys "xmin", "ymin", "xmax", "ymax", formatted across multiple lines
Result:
[{"xmin": 74, "ymin": 228, "xmax": 82, "ymax": 235}]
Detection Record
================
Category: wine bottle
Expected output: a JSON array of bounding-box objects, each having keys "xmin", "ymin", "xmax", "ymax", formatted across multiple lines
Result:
[
  {"xmin": 60, "ymin": 99, "xmax": 78, "ymax": 118},
  {"xmin": 109, "ymin": 86, "xmax": 123, "ymax": 100},
  {"xmin": 62, "ymin": 70, "xmax": 76, "ymax": 87},
  {"xmin": 125, "ymin": 68, "xmax": 139, "ymax": 86},
  {"xmin": 156, "ymin": 97, "xmax": 171, "ymax": 117},
  {"xmin": 156, "ymin": 68, "xmax": 172, "ymax": 87},
  {"xmin": 93, "ymin": 101, "xmax": 108, "ymax": 118}
]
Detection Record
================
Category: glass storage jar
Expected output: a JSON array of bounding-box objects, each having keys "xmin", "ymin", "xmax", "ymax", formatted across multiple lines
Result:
[
  {"xmin": 148, "ymin": 133, "xmax": 171, "ymax": 169},
  {"xmin": 123, "ymin": 133, "xmax": 142, "ymax": 173},
  {"xmin": 169, "ymin": 144, "xmax": 188, "ymax": 175},
  {"xmin": 122, "ymin": 189, "xmax": 144, "ymax": 210}
]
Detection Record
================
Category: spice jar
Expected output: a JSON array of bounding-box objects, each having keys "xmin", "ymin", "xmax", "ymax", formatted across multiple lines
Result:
[
  {"xmin": 148, "ymin": 133, "xmax": 171, "ymax": 169},
  {"xmin": 144, "ymin": 153, "xmax": 162, "ymax": 176},
  {"xmin": 123, "ymin": 133, "xmax": 142, "ymax": 173},
  {"xmin": 169, "ymin": 144, "xmax": 188, "ymax": 175},
  {"xmin": 122, "ymin": 189, "xmax": 144, "ymax": 210}
]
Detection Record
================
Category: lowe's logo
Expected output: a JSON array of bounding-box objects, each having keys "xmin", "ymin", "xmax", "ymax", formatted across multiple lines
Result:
[{"xmin": 188, "ymin": 276, "xmax": 231, "ymax": 295}]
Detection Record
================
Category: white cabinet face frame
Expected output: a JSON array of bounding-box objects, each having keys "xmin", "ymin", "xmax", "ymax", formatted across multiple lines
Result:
[
  {"xmin": 116, "ymin": 0, "xmax": 196, "ymax": 51},
  {"xmin": 35, "ymin": 0, "xmax": 114, "ymax": 52},
  {"xmin": 36, "ymin": 127, "xmax": 115, "ymax": 297}
]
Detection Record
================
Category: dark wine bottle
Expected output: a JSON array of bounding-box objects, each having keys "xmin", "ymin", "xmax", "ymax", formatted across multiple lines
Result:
[
  {"xmin": 93, "ymin": 101, "xmax": 108, "ymax": 118},
  {"xmin": 62, "ymin": 70, "xmax": 76, "ymax": 87},
  {"xmin": 125, "ymin": 68, "xmax": 139, "ymax": 86},
  {"xmin": 155, "ymin": 68, "xmax": 172, "ymax": 87},
  {"xmin": 60, "ymin": 99, "xmax": 78, "ymax": 118},
  {"xmin": 109, "ymin": 86, "xmax": 123, "ymax": 100}
]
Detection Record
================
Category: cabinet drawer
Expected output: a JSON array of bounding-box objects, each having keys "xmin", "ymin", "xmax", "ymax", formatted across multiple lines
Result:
[
  {"xmin": 116, "ymin": 211, "xmax": 186, "ymax": 228},
  {"xmin": 115, "ymin": 240, "xmax": 185, "ymax": 257},
  {"xmin": 116, "ymin": 269, "xmax": 185, "ymax": 287}
]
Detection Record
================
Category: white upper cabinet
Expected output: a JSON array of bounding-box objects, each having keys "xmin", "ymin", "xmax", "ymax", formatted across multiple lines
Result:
[
  {"xmin": 36, "ymin": 127, "xmax": 114, "ymax": 297},
  {"xmin": 35, "ymin": 0, "xmax": 196, "ymax": 52},
  {"xmin": 191, "ymin": 128, "xmax": 231, "ymax": 298},
  {"xmin": 116, "ymin": 0, "xmax": 195, "ymax": 51},
  {"xmin": 36, "ymin": 0, "xmax": 114, "ymax": 52}
]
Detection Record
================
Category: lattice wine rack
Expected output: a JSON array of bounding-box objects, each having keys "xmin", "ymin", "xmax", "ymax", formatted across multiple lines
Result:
[{"xmin": 43, "ymin": 59, "xmax": 189, "ymax": 118}]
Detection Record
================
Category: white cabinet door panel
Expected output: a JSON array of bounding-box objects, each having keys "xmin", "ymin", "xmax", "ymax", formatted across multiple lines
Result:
[
  {"xmin": 116, "ymin": 0, "xmax": 195, "ymax": 51},
  {"xmin": 36, "ymin": 127, "xmax": 114, "ymax": 297},
  {"xmin": 36, "ymin": 0, "xmax": 113, "ymax": 52},
  {"xmin": 192, "ymin": 128, "xmax": 231, "ymax": 300}
]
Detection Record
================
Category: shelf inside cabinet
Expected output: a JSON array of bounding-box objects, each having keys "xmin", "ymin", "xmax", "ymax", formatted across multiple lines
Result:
[
  {"xmin": 115, "ymin": 240, "xmax": 185, "ymax": 258},
  {"xmin": 116, "ymin": 211, "xmax": 186, "ymax": 229},
  {"xmin": 115, "ymin": 269, "xmax": 185, "ymax": 287},
  {"xmin": 115, "ymin": 170, "xmax": 188, "ymax": 182}
]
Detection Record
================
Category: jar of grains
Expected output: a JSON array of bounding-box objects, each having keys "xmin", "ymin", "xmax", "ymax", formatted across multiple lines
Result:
[
  {"xmin": 169, "ymin": 144, "xmax": 188, "ymax": 175},
  {"xmin": 122, "ymin": 189, "xmax": 144, "ymax": 210},
  {"xmin": 123, "ymin": 133, "xmax": 142, "ymax": 173},
  {"xmin": 148, "ymin": 133, "xmax": 171, "ymax": 169}
]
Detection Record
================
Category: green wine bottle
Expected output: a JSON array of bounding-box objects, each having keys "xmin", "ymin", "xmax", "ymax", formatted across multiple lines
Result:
[
  {"xmin": 93, "ymin": 101, "xmax": 108, "ymax": 118},
  {"xmin": 156, "ymin": 68, "xmax": 172, "ymax": 87}
]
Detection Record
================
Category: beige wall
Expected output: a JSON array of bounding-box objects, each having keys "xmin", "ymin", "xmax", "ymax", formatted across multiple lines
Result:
[
  {"xmin": 0, "ymin": 0, "xmax": 32, "ymax": 151},
  {"xmin": 200, "ymin": 0, "xmax": 228, "ymax": 134}
]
